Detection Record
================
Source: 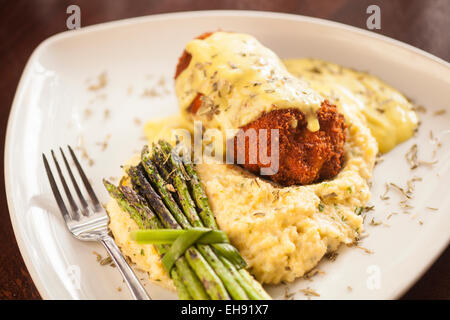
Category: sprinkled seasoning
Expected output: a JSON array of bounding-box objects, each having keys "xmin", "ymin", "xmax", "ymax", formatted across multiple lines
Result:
[
  {"xmin": 76, "ymin": 136, "xmax": 95, "ymax": 166},
  {"xmin": 370, "ymin": 218, "xmax": 382, "ymax": 226},
  {"xmin": 84, "ymin": 108, "xmax": 93, "ymax": 120},
  {"xmin": 299, "ymin": 287, "xmax": 320, "ymax": 297},
  {"xmin": 433, "ymin": 109, "xmax": 446, "ymax": 116},
  {"xmin": 406, "ymin": 176, "xmax": 421, "ymax": 194},
  {"xmin": 304, "ymin": 269, "xmax": 325, "ymax": 281},
  {"xmin": 405, "ymin": 144, "xmax": 438, "ymax": 170},
  {"xmin": 104, "ymin": 108, "xmax": 110, "ymax": 120},
  {"xmin": 325, "ymin": 252, "xmax": 338, "ymax": 261},
  {"xmin": 272, "ymin": 190, "xmax": 280, "ymax": 202},
  {"xmin": 88, "ymin": 72, "xmax": 108, "ymax": 91},
  {"xmin": 142, "ymin": 88, "xmax": 159, "ymax": 98},
  {"xmin": 380, "ymin": 183, "xmax": 390, "ymax": 200},
  {"xmin": 318, "ymin": 203, "xmax": 325, "ymax": 212},
  {"xmin": 414, "ymin": 105, "xmax": 427, "ymax": 113},
  {"xmin": 93, "ymin": 251, "xmax": 102, "ymax": 262},
  {"xmin": 283, "ymin": 286, "xmax": 295, "ymax": 300},
  {"xmin": 354, "ymin": 245, "xmax": 373, "ymax": 254},
  {"xmin": 405, "ymin": 144, "xmax": 419, "ymax": 169},
  {"xmin": 127, "ymin": 86, "xmax": 133, "ymax": 95},
  {"xmin": 387, "ymin": 212, "xmax": 398, "ymax": 220},
  {"xmin": 100, "ymin": 256, "xmax": 113, "ymax": 266},
  {"xmin": 96, "ymin": 133, "xmax": 111, "ymax": 152},
  {"xmin": 389, "ymin": 182, "xmax": 412, "ymax": 199},
  {"xmin": 252, "ymin": 212, "xmax": 266, "ymax": 217},
  {"xmin": 375, "ymin": 154, "xmax": 384, "ymax": 165}
]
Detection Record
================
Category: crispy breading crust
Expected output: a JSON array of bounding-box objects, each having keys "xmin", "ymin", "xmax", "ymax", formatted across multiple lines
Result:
[{"xmin": 233, "ymin": 102, "xmax": 346, "ymax": 186}]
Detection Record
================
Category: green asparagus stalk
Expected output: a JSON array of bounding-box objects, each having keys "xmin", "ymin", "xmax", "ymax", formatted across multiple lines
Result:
[
  {"xmin": 156, "ymin": 141, "xmax": 246, "ymax": 268},
  {"xmin": 171, "ymin": 268, "xmax": 192, "ymax": 300},
  {"xmin": 195, "ymin": 243, "xmax": 248, "ymax": 299},
  {"xmin": 239, "ymin": 268, "xmax": 272, "ymax": 300},
  {"xmin": 130, "ymin": 162, "xmax": 248, "ymax": 300},
  {"xmin": 161, "ymin": 228, "xmax": 212, "ymax": 272},
  {"xmin": 182, "ymin": 245, "xmax": 230, "ymax": 300},
  {"xmin": 152, "ymin": 144, "xmax": 201, "ymax": 226},
  {"xmin": 128, "ymin": 164, "xmax": 180, "ymax": 229},
  {"xmin": 150, "ymin": 145, "xmax": 252, "ymax": 300},
  {"xmin": 156, "ymin": 141, "xmax": 272, "ymax": 300},
  {"xmin": 141, "ymin": 146, "xmax": 191, "ymax": 228},
  {"xmin": 176, "ymin": 151, "xmax": 218, "ymax": 229},
  {"xmin": 218, "ymin": 256, "xmax": 267, "ymax": 300},
  {"xmin": 106, "ymin": 142, "xmax": 271, "ymax": 300},
  {"xmin": 104, "ymin": 180, "xmax": 159, "ymax": 232},
  {"xmin": 174, "ymin": 258, "xmax": 210, "ymax": 300},
  {"xmin": 103, "ymin": 180, "xmax": 209, "ymax": 300},
  {"xmin": 169, "ymin": 145, "xmax": 248, "ymax": 268},
  {"xmin": 131, "ymin": 228, "xmax": 229, "ymax": 245},
  {"xmin": 128, "ymin": 165, "xmax": 234, "ymax": 300}
]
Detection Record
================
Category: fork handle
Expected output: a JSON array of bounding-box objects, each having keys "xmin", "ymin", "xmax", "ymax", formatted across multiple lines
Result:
[{"xmin": 101, "ymin": 236, "xmax": 151, "ymax": 300}]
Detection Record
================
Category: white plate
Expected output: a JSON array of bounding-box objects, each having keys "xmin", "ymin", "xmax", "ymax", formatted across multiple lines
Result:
[{"xmin": 5, "ymin": 10, "xmax": 450, "ymax": 300}]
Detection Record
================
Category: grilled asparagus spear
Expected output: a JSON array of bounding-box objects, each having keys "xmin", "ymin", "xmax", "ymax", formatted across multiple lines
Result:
[
  {"xmin": 156, "ymin": 140, "xmax": 272, "ymax": 300},
  {"xmin": 104, "ymin": 180, "xmax": 209, "ymax": 300},
  {"xmin": 129, "ymin": 164, "xmax": 248, "ymax": 300},
  {"xmin": 151, "ymin": 144, "xmax": 245, "ymax": 268},
  {"xmin": 104, "ymin": 140, "xmax": 271, "ymax": 300}
]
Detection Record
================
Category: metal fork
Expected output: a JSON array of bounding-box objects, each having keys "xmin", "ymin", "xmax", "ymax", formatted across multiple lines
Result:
[{"xmin": 42, "ymin": 146, "xmax": 150, "ymax": 300}]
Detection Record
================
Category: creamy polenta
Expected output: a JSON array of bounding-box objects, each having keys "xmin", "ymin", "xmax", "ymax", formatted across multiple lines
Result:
[{"xmin": 107, "ymin": 58, "xmax": 416, "ymax": 287}]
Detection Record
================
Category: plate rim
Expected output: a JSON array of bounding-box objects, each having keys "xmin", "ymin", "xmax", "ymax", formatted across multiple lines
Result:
[{"xmin": 5, "ymin": 9, "xmax": 450, "ymax": 300}]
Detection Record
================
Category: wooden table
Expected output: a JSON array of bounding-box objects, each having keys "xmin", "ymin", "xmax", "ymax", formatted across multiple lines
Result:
[{"xmin": 1, "ymin": 0, "xmax": 448, "ymax": 300}]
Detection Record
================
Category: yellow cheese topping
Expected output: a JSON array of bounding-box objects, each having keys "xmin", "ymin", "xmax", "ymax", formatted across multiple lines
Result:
[
  {"xmin": 284, "ymin": 58, "xmax": 418, "ymax": 153},
  {"xmin": 175, "ymin": 32, "xmax": 323, "ymax": 132}
]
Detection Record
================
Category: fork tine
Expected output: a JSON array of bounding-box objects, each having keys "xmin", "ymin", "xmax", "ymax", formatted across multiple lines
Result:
[
  {"xmin": 51, "ymin": 150, "xmax": 81, "ymax": 220},
  {"xmin": 67, "ymin": 145, "xmax": 101, "ymax": 210},
  {"xmin": 43, "ymin": 154, "xmax": 72, "ymax": 224},
  {"xmin": 60, "ymin": 147, "xmax": 89, "ymax": 215}
]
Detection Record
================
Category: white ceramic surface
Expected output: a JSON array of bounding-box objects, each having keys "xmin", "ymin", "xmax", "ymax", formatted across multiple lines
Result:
[{"xmin": 5, "ymin": 11, "xmax": 450, "ymax": 300}]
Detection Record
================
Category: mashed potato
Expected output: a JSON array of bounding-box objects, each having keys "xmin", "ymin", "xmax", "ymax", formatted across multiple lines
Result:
[{"xmin": 107, "ymin": 199, "xmax": 175, "ymax": 290}]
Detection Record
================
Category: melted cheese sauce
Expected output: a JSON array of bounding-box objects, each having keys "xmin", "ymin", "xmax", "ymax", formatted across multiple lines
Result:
[
  {"xmin": 284, "ymin": 58, "xmax": 418, "ymax": 153},
  {"xmin": 175, "ymin": 32, "xmax": 323, "ymax": 132}
]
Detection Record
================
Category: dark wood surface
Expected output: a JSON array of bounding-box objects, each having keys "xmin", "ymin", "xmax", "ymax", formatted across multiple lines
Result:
[{"xmin": 0, "ymin": 0, "xmax": 448, "ymax": 300}]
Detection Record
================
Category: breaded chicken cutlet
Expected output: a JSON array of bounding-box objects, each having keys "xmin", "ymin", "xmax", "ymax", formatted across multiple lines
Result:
[{"xmin": 175, "ymin": 32, "xmax": 346, "ymax": 186}]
